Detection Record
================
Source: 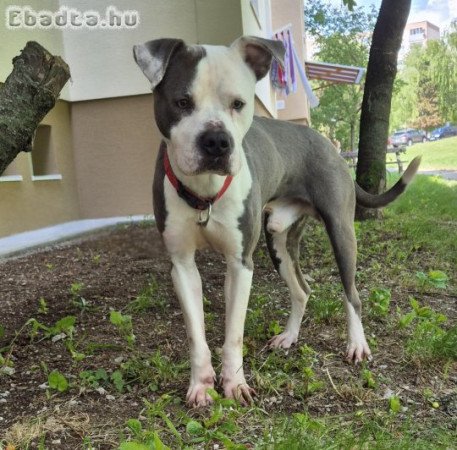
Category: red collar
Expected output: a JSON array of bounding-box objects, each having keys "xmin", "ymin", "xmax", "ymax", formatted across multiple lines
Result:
[{"xmin": 164, "ymin": 150, "xmax": 233, "ymax": 211}]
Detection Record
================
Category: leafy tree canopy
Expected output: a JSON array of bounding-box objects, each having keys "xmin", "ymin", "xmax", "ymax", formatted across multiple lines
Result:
[
  {"xmin": 391, "ymin": 22, "xmax": 457, "ymax": 131},
  {"xmin": 305, "ymin": 0, "xmax": 377, "ymax": 150}
]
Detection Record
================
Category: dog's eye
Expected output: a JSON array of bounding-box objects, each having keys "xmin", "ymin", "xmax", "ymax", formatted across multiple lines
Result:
[
  {"xmin": 176, "ymin": 98, "xmax": 191, "ymax": 109},
  {"xmin": 232, "ymin": 99, "xmax": 245, "ymax": 111}
]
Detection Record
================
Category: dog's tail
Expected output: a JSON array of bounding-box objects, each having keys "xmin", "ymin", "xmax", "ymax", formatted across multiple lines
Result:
[{"xmin": 354, "ymin": 156, "xmax": 421, "ymax": 209}]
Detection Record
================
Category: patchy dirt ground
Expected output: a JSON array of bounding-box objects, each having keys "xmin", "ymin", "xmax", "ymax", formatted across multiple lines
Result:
[{"xmin": 0, "ymin": 222, "xmax": 456, "ymax": 448}]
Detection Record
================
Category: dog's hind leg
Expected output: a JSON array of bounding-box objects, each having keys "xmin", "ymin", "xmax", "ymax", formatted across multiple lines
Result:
[
  {"xmin": 264, "ymin": 214, "xmax": 311, "ymax": 349},
  {"xmin": 320, "ymin": 211, "xmax": 372, "ymax": 363}
]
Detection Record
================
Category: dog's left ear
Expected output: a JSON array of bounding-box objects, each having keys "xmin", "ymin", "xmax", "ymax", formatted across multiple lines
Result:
[{"xmin": 233, "ymin": 36, "xmax": 285, "ymax": 81}]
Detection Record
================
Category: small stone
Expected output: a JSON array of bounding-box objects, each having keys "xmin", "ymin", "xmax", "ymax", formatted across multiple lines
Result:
[
  {"xmin": 106, "ymin": 395, "xmax": 115, "ymax": 401},
  {"xmin": 96, "ymin": 387, "xmax": 107, "ymax": 395},
  {"xmin": 51, "ymin": 440, "xmax": 61, "ymax": 445},
  {"xmin": 114, "ymin": 356, "xmax": 124, "ymax": 364},
  {"xmin": 0, "ymin": 367, "xmax": 15, "ymax": 376},
  {"xmin": 52, "ymin": 333, "xmax": 66, "ymax": 343},
  {"xmin": 39, "ymin": 383, "xmax": 48, "ymax": 390},
  {"xmin": 0, "ymin": 399, "xmax": 6, "ymax": 404}
]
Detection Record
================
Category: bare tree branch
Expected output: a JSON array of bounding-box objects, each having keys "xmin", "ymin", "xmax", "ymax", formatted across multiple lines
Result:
[{"xmin": 0, "ymin": 41, "xmax": 70, "ymax": 175}]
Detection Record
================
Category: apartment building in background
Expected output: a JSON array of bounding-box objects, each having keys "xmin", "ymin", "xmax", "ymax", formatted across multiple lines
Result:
[{"xmin": 399, "ymin": 20, "xmax": 441, "ymax": 62}]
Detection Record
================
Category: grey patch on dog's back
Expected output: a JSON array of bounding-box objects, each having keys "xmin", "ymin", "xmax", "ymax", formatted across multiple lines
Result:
[
  {"xmin": 154, "ymin": 45, "xmax": 207, "ymax": 138},
  {"xmin": 153, "ymin": 142, "xmax": 168, "ymax": 234}
]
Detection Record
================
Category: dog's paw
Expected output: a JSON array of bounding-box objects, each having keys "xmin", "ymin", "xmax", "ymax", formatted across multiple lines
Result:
[
  {"xmin": 186, "ymin": 376, "xmax": 216, "ymax": 407},
  {"xmin": 346, "ymin": 340, "xmax": 372, "ymax": 364},
  {"xmin": 222, "ymin": 378, "xmax": 256, "ymax": 406},
  {"xmin": 268, "ymin": 331, "xmax": 298, "ymax": 349}
]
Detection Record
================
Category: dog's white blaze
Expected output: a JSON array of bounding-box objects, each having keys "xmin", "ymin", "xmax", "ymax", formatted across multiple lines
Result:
[
  {"xmin": 345, "ymin": 301, "xmax": 370, "ymax": 357},
  {"xmin": 168, "ymin": 45, "xmax": 256, "ymax": 180},
  {"xmin": 163, "ymin": 148, "xmax": 253, "ymax": 393},
  {"xmin": 221, "ymin": 257, "xmax": 253, "ymax": 386}
]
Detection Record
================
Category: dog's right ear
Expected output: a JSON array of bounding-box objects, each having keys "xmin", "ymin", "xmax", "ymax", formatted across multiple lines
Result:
[{"xmin": 133, "ymin": 38, "xmax": 184, "ymax": 90}]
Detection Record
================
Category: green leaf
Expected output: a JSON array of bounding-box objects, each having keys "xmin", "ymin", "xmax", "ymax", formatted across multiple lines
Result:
[
  {"xmin": 110, "ymin": 310, "xmax": 124, "ymax": 326},
  {"xmin": 126, "ymin": 418, "xmax": 142, "ymax": 436},
  {"xmin": 54, "ymin": 316, "xmax": 76, "ymax": 333},
  {"xmin": 111, "ymin": 370, "xmax": 125, "ymax": 392},
  {"xmin": 362, "ymin": 369, "xmax": 376, "ymax": 389},
  {"xmin": 428, "ymin": 270, "xmax": 448, "ymax": 289},
  {"xmin": 0, "ymin": 323, "xmax": 4, "ymax": 339},
  {"xmin": 342, "ymin": 0, "xmax": 357, "ymax": 11},
  {"xmin": 153, "ymin": 431, "xmax": 171, "ymax": 450},
  {"xmin": 48, "ymin": 370, "xmax": 69, "ymax": 392},
  {"xmin": 389, "ymin": 396, "xmax": 401, "ymax": 413},
  {"xmin": 186, "ymin": 420, "xmax": 204, "ymax": 435},
  {"xmin": 95, "ymin": 368, "xmax": 109, "ymax": 381},
  {"xmin": 119, "ymin": 442, "xmax": 151, "ymax": 450}
]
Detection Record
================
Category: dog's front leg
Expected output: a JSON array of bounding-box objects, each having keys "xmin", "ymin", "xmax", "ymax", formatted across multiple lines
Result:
[
  {"xmin": 221, "ymin": 255, "xmax": 255, "ymax": 404},
  {"xmin": 170, "ymin": 253, "xmax": 216, "ymax": 407}
]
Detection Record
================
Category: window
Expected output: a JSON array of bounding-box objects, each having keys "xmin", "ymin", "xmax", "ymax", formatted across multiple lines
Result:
[
  {"xmin": 30, "ymin": 125, "xmax": 62, "ymax": 181},
  {"xmin": 0, "ymin": 159, "xmax": 22, "ymax": 182},
  {"xmin": 410, "ymin": 27, "xmax": 425, "ymax": 36}
]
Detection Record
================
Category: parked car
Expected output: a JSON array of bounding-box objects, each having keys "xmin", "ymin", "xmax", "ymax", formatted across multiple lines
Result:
[
  {"xmin": 390, "ymin": 129, "xmax": 427, "ymax": 147},
  {"xmin": 429, "ymin": 125, "xmax": 457, "ymax": 141}
]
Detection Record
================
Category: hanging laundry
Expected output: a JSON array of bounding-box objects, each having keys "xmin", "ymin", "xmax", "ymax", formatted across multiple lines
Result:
[
  {"xmin": 270, "ymin": 28, "xmax": 297, "ymax": 95},
  {"xmin": 270, "ymin": 25, "xmax": 319, "ymax": 107}
]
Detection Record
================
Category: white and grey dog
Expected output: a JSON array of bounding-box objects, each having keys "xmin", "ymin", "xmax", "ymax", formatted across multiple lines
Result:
[{"xmin": 133, "ymin": 36, "xmax": 420, "ymax": 406}]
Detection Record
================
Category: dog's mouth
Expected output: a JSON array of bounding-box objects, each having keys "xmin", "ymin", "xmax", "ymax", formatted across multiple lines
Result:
[{"xmin": 197, "ymin": 156, "xmax": 232, "ymax": 175}]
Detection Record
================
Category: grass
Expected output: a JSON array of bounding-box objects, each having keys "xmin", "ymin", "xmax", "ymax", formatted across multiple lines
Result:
[
  {"xmin": 383, "ymin": 173, "xmax": 457, "ymax": 264},
  {"xmin": 387, "ymin": 136, "xmax": 457, "ymax": 170},
  {"xmin": 1, "ymin": 176, "xmax": 456, "ymax": 449}
]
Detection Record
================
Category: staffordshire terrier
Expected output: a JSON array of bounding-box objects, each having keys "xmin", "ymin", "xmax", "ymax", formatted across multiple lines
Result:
[{"xmin": 133, "ymin": 36, "xmax": 420, "ymax": 406}]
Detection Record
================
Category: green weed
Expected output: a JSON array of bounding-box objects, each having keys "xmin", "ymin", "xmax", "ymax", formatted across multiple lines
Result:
[
  {"xmin": 110, "ymin": 310, "xmax": 135, "ymax": 347},
  {"xmin": 367, "ymin": 288, "xmax": 391, "ymax": 317},
  {"xmin": 127, "ymin": 277, "xmax": 167, "ymax": 313},
  {"xmin": 398, "ymin": 298, "xmax": 456, "ymax": 361},
  {"xmin": 48, "ymin": 370, "xmax": 69, "ymax": 393}
]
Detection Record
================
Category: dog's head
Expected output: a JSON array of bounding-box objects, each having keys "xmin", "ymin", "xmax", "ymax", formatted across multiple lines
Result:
[{"xmin": 133, "ymin": 36, "xmax": 284, "ymax": 176}]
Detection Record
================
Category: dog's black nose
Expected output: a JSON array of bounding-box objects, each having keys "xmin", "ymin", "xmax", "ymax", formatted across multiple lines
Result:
[{"xmin": 198, "ymin": 130, "xmax": 233, "ymax": 157}]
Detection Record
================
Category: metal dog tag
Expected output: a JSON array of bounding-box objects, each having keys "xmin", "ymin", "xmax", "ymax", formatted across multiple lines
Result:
[{"xmin": 197, "ymin": 203, "xmax": 212, "ymax": 226}]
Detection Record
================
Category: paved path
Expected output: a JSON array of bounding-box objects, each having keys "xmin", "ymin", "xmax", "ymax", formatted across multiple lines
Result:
[
  {"xmin": 0, "ymin": 215, "xmax": 151, "ymax": 259},
  {"xmin": 418, "ymin": 170, "xmax": 457, "ymax": 181}
]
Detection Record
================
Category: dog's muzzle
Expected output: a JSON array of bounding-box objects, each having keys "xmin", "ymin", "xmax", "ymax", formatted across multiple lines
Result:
[
  {"xmin": 197, "ymin": 129, "xmax": 233, "ymax": 157},
  {"xmin": 196, "ymin": 129, "xmax": 234, "ymax": 174}
]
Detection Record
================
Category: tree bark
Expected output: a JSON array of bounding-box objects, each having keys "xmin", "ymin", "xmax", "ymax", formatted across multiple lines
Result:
[
  {"xmin": 355, "ymin": 0, "xmax": 411, "ymax": 220},
  {"xmin": 0, "ymin": 41, "xmax": 70, "ymax": 175}
]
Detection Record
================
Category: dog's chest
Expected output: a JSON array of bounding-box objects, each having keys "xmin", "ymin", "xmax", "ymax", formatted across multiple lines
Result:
[{"xmin": 162, "ymin": 178, "xmax": 250, "ymax": 257}]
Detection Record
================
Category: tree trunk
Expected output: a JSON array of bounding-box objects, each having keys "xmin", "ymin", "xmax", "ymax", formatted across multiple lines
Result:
[
  {"xmin": 0, "ymin": 41, "xmax": 70, "ymax": 175},
  {"xmin": 350, "ymin": 122, "xmax": 355, "ymax": 151},
  {"xmin": 355, "ymin": 0, "xmax": 411, "ymax": 220}
]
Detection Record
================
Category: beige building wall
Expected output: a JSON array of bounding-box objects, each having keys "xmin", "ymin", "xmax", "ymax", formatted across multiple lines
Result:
[
  {"xmin": 71, "ymin": 94, "xmax": 159, "ymax": 219},
  {"xmin": 195, "ymin": 0, "xmax": 243, "ymax": 45},
  {"xmin": 0, "ymin": 101, "xmax": 81, "ymax": 236}
]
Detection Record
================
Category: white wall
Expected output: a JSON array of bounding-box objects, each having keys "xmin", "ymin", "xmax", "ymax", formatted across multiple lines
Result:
[
  {"xmin": 60, "ymin": 0, "xmax": 198, "ymax": 101},
  {"xmin": 240, "ymin": 0, "xmax": 277, "ymax": 117},
  {"xmin": 1, "ymin": 0, "xmax": 280, "ymax": 104}
]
